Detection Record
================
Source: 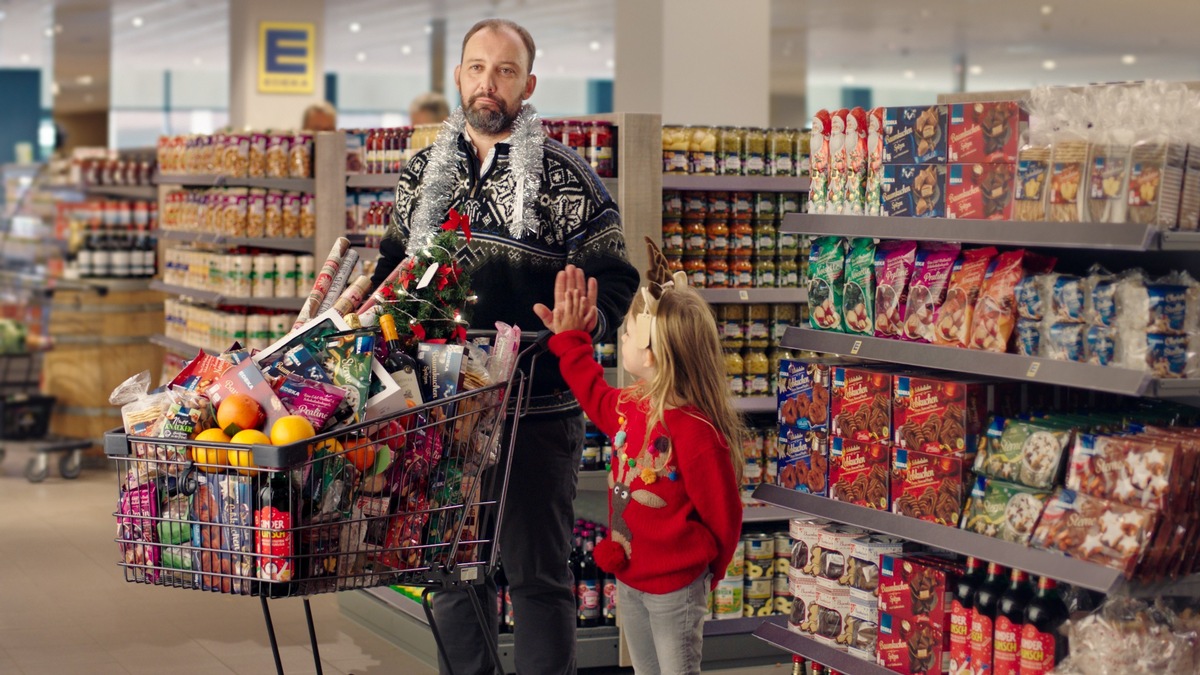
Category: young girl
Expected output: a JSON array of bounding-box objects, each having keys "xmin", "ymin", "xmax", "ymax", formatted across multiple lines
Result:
[{"xmin": 535, "ymin": 251, "xmax": 744, "ymax": 675}]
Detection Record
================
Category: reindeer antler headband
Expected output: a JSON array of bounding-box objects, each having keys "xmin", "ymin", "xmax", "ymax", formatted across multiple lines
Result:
[{"xmin": 630, "ymin": 237, "xmax": 689, "ymax": 350}]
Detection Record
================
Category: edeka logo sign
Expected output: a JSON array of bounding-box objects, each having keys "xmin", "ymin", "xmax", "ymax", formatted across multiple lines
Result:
[{"xmin": 258, "ymin": 22, "xmax": 315, "ymax": 94}]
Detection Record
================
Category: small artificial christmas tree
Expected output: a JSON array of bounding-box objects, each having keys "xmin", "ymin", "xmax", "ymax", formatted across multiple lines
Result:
[{"xmin": 375, "ymin": 210, "xmax": 476, "ymax": 343}]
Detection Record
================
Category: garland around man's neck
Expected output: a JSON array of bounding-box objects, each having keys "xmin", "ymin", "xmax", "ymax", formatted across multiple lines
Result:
[{"xmin": 403, "ymin": 103, "xmax": 544, "ymax": 250}]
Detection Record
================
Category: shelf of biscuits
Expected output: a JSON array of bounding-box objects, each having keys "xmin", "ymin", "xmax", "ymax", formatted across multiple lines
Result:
[
  {"xmin": 782, "ymin": 327, "xmax": 1185, "ymax": 398},
  {"xmin": 779, "ymin": 213, "xmax": 1185, "ymax": 252},
  {"xmin": 754, "ymin": 483, "xmax": 1124, "ymax": 593},
  {"xmin": 753, "ymin": 617, "xmax": 893, "ymax": 675}
]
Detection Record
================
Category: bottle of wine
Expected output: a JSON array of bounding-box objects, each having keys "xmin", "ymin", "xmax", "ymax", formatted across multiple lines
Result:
[
  {"xmin": 378, "ymin": 313, "xmax": 424, "ymax": 405},
  {"xmin": 949, "ymin": 556, "xmax": 984, "ymax": 674},
  {"xmin": 791, "ymin": 655, "xmax": 806, "ymax": 675},
  {"xmin": 255, "ymin": 470, "xmax": 295, "ymax": 598},
  {"xmin": 994, "ymin": 568, "xmax": 1034, "ymax": 675},
  {"xmin": 578, "ymin": 530, "xmax": 601, "ymax": 627},
  {"xmin": 1019, "ymin": 577, "xmax": 1069, "ymax": 675},
  {"xmin": 969, "ymin": 562, "xmax": 1008, "ymax": 674}
]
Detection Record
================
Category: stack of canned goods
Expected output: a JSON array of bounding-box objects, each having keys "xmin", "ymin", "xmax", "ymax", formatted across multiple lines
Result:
[
  {"xmin": 662, "ymin": 190, "xmax": 809, "ymax": 290},
  {"xmin": 662, "ymin": 126, "xmax": 811, "ymax": 177},
  {"xmin": 718, "ymin": 303, "xmax": 807, "ymax": 397}
]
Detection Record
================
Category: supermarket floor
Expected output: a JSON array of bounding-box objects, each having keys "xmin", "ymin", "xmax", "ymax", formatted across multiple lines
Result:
[{"xmin": 0, "ymin": 461, "xmax": 792, "ymax": 675}]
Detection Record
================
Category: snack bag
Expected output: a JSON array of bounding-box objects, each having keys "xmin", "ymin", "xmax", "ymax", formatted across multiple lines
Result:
[
  {"xmin": 1029, "ymin": 489, "xmax": 1157, "ymax": 576},
  {"xmin": 808, "ymin": 237, "xmax": 847, "ymax": 332},
  {"xmin": 323, "ymin": 329, "xmax": 377, "ymax": 424},
  {"xmin": 902, "ymin": 244, "xmax": 961, "ymax": 343},
  {"xmin": 873, "ymin": 240, "xmax": 918, "ymax": 339},
  {"xmin": 841, "ymin": 238, "xmax": 877, "ymax": 335},
  {"xmin": 118, "ymin": 483, "xmax": 160, "ymax": 583},
  {"xmin": 1013, "ymin": 145, "xmax": 1051, "ymax": 222},
  {"xmin": 960, "ymin": 476, "xmax": 1052, "ymax": 544},
  {"xmin": 933, "ymin": 247, "xmax": 997, "ymax": 348},
  {"xmin": 973, "ymin": 418, "xmax": 1073, "ymax": 489},
  {"xmin": 273, "ymin": 373, "xmax": 347, "ymax": 432},
  {"xmin": 967, "ymin": 251, "xmax": 1027, "ymax": 352}
]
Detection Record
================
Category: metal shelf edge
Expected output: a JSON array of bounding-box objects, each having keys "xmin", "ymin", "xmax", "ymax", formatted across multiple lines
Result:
[
  {"xmin": 696, "ymin": 288, "xmax": 808, "ymax": 304},
  {"xmin": 662, "ymin": 175, "xmax": 811, "ymax": 192},
  {"xmin": 704, "ymin": 615, "xmax": 775, "ymax": 637},
  {"xmin": 780, "ymin": 213, "xmax": 1169, "ymax": 251},
  {"xmin": 149, "ymin": 281, "xmax": 306, "ymax": 310},
  {"xmin": 149, "ymin": 333, "xmax": 203, "ymax": 357},
  {"xmin": 783, "ymin": 327, "xmax": 1153, "ymax": 397},
  {"xmin": 346, "ymin": 174, "xmax": 402, "ymax": 189},
  {"xmin": 753, "ymin": 619, "xmax": 892, "ymax": 674},
  {"xmin": 156, "ymin": 174, "xmax": 315, "ymax": 192},
  {"xmin": 158, "ymin": 229, "xmax": 314, "ymax": 252},
  {"xmin": 752, "ymin": 483, "xmax": 1124, "ymax": 593},
  {"xmin": 734, "ymin": 397, "xmax": 777, "ymax": 413}
]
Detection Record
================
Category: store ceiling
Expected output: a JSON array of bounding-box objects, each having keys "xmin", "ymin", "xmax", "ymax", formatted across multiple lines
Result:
[{"xmin": 4, "ymin": 0, "xmax": 1200, "ymax": 114}]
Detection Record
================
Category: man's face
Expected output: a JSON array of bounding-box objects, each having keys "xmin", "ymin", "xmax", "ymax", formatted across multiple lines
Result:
[
  {"xmin": 304, "ymin": 111, "xmax": 336, "ymax": 132},
  {"xmin": 454, "ymin": 27, "xmax": 536, "ymax": 137}
]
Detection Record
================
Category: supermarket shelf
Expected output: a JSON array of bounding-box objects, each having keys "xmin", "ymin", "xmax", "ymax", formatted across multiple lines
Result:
[
  {"xmin": 783, "ymin": 326, "xmax": 1166, "ymax": 398},
  {"xmin": 577, "ymin": 469, "xmax": 610, "ymax": 492},
  {"xmin": 753, "ymin": 483, "xmax": 1125, "ymax": 593},
  {"xmin": 158, "ymin": 229, "xmax": 314, "ymax": 253},
  {"xmin": 735, "ymin": 397, "xmax": 777, "ymax": 413},
  {"xmin": 149, "ymin": 333, "xmax": 203, "ymax": 357},
  {"xmin": 754, "ymin": 617, "xmax": 892, "ymax": 675},
  {"xmin": 84, "ymin": 184, "xmax": 157, "ymax": 200},
  {"xmin": 662, "ymin": 175, "xmax": 811, "ymax": 193},
  {"xmin": 742, "ymin": 503, "xmax": 795, "ymax": 523},
  {"xmin": 346, "ymin": 173, "xmax": 402, "ymax": 189},
  {"xmin": 54, "ymin": 277, "xmax": 154, "ymax": 294},
  {"xmin": 603, "ymin": 366, "xmax": 620, "ymax": 388},
  {"xmin": 149, "ymin": 280, "xmax": 306, "ymax": 310},
  {"xmin": 705, "ymin": 615, "xmax": 774, "ymax": 637},
  {"xmin": 780, "ymin": 213, "xmax": 1191, "ymax": 252},
  {"xmin": 156, "ymin": 173, "xmax": 316, "ymax": 192},
  {"xmin": 696, "ymin": 288, "xmax": 807, "ymax": 304}
]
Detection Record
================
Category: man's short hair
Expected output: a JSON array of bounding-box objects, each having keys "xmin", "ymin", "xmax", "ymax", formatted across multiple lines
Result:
[
  {"xmin": 410, "ymin": 92, "xmax": 451, "ymax": 122},
  {"xmin": 461, "ymin": 19, "xmax": 536, "ymax": 74},
  {"xmin": 302, "ymin": 101, "xmax": 337, "ymax": 129}
]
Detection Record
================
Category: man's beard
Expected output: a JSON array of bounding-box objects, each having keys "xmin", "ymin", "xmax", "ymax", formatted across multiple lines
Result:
[{"xmin": 463, "ymin": 94, "xmax": 519, "ymax": 135}]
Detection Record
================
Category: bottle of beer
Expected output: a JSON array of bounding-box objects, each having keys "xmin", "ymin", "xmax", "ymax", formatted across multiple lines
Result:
[
  {"xmin": 811, "ymin": 662, "xmax": 825, "ymax": 675},
  {"xmin": 378, "ymin": 313, "xmax": 424, "ymax": 404},
  {"xmin": 578, "ymin": 530, "xmax": 601, "ymax": 627},
  {"xmin": 1019, "ymin": 577, "xmax": 1069, "ymax": 675},
  {"xmin": 969, "ymin": 562, "xmax": 1007, "ymax": 674},
  {"xmin": 994, "ymin": 568, "xmax": 1034, "ymax": 675},
  {"xmin": 949, "ymin": 556, "xmax": 984, "ymax": 674},
  {"xmin": 255, "ymin": 470, "xmax": 295, "ymax": 597},
  {"xmin": 790, "ymin": 655, "xmax": 806, "ymax": 675}
]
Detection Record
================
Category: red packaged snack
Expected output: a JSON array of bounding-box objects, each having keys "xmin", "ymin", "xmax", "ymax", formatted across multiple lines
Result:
[
  {"xmin": 877, "ymin": 612, "xmax": 944, "ymax": 674},
  {"xmin": 169, "ymin": 350, "xmax": 233, "ymax": 392},
  {"xmin": 892, "ymin": 446, "xmax": 966, "ymax": 526},
  {"xmin": 829, "ymin": 437, "xmax": 890, "ymax": 510},
  {"xmin": 948, "ymin": 102, "xmax": 1023, "ymax": 163},
  {"xmin": 879, "ymin": 554, "xmax": 951, "ymax": 620},
  {"xmin": 1029, "ymin": 489, "xmax": 1158, "ymax": 576},
  {"xmin": 1065, "ymin": 433, "xmax": 1181, "ymax": 511},
  {"xmin": 893, "ymin": 374, "xmax": 991, "ymax": 455},
  {"xmin": 946, "ymin": 163, "xmax": 1016, "ymax": 220},
  {"xmin": 831, "ymin": 366, "xmax": 894, "ymax": 443},
  {"xmin": 874, "ymin": 240, "xmax": 919, "ymax": 338},
  {"xmin": 933, "ymin": 247, "xmax": 999, "ymax": 348},
  {"xmin": 968, "ymin": 251, "xmax": 1055, "ymax": 352},
  {"xmin": 902, "ymin": 243, "xmax": 961, "ymax": 343}
]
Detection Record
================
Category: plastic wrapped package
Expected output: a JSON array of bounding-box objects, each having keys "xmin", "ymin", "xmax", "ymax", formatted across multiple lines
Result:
[{"xmin": 1052, "ymin": 597, "xmax": 1200, "ymax": 675}]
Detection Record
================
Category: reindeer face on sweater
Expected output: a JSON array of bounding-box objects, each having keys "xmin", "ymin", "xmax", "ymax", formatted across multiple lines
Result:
[{"xmin": 606, "ymin": 430, "xmax": 672, "ymax": 558}]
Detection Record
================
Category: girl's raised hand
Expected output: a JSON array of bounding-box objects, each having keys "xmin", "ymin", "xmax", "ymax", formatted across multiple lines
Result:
[{"xmin": 534, "ymin": 265, "xmax": 599, "ymax": 334}]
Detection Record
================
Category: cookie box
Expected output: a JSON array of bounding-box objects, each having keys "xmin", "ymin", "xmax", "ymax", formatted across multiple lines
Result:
[
  {"xmin": 883, "ymin": 164, "xmax": 948, "ymax": 218},
  {"xmin": 892, "ymin": 447, "xmax": 967, "ymax": 527},
  {"xmin": 788, "ymin": 579, "xmax": 820, "ymax": 634},
  {"xmin": 777, "ymin": 427, "xmax": 829, "ymax": 496},
  {"xmin": 830, "ymin": 437, "xmax": 891, "ymax": 511},
  {"xmin": 948, "ymin": 101, "xmax": 1023, "ymax": 163},
  {"xmin": 893, "ymin": 374, "xmax": 994, "ymax": 455},
  {"xmin": 877, "ymin": 612, "xmax": 945, "ymax": 675},
  {"xmin": 1029, "ymin": 488, "xmax": 1159, "ymax": 577},
  {"xmin": 777, "ymin": 358, "xmax": 840, "ymax": 434},
  {"xmin": 845, "ymin": 615, "xmax": 881, "ymax": 662},
  {"xmin": 960, "ymin": 475, "xmax": 1053, "ymax": 544},
  {"xmin": 847, "ymin": 534, "xmax": 908, "ymax": 604},
  {"xmin": 879, "ymin": 554, "xmax": 953, "ymax": 621},
  {"xmin": 790, "ymin": 518, "xmax": 832, "ymax": 582},
  {"xmin": 1065, "ymin": 433, "xmax": 1182, "ymax": 511},
  {"xmin": 815, "ymin": 524, "xmax": 872, "ymax": 592},
  {"xmin": 946, "ymin": 162, "xmax": 1016, "ymax": 220},
  {"xmin": 884, "ymin": 106, "xmax": 948, "ymax": 164},
  {"xmin": 832, "ymin": 366, "xmax": 895, "ymax": 443},
  {"xmin": 974, "ymin": 417, "xmax": 1073, "ymax": 489},
  {"xmin": 808, "ymin": 586, "xmax": 852, "ymax": 649}
]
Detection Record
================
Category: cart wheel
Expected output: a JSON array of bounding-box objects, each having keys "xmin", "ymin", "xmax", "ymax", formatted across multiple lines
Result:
[
  {"xmin": 25, "ymin": 457, "xmax": 48, "ymax": 483},
  {"xmin": 59, "ymin": 451, "xmax": 83, "ymax": 480}
]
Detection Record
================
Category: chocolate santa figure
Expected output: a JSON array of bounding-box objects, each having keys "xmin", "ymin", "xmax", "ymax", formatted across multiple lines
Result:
[
  {"xmin": 809, "ymin": 110, "xmax": 832, "ymax": 214},
  {"xmin": 828, "ymin": 109, "xmax": 850, "ymax": 215},
  {"xmin": 844, "ymin": 107, "xmax": 870, "ymax": 215},
  {"xmin": 866, "ymin": 107, "xmax": 886, "ymax": 216}
]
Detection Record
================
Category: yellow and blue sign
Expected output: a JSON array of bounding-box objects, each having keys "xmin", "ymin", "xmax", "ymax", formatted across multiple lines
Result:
[{"xmin": 258, "ymin": 22, "xmax": 315, "ymax": 94}]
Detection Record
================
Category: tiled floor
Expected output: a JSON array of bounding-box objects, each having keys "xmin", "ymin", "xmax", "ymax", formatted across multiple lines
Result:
[{"xmin": 0, "ymin": 459, "xmax": 791, "ymax": 675}]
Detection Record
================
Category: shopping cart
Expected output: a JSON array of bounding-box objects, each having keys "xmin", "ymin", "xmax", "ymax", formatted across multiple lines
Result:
[
  {"xmin": 104, "ymin": 331, "xmax": 552, "ymax": 675},
  {"xmin": 0, "ymin": 350, "xmax": 91, "ymax": 482}
]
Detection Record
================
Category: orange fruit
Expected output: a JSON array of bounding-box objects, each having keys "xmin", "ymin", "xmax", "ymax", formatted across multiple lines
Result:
[
  {"xmin": 229, "ymin": 428, "xmax": 270, "ymax": 475},
  {"xmin": 310, "ymin": 438, "xmax": 343, "ymax": 459},
  {"xmin": 344, "ymin": 436, "xmax": 378, "ymax": 474},
  {"xmin": 217, "ymin": 394, "xmax": 265, "ymax": 436},
  {"xmin": 270, "ymin": 415, "xmax": 316, "ymax": 446},
  {"xmin": 192, "ymin": 428, "xmax": 230, "ymax": 471}
]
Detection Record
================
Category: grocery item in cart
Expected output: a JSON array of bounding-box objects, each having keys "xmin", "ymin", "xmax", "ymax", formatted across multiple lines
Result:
[
  {"xmin": 191, "ymin": 473, "xmax": 254, "ymax": 595},
  {"xmin": 118, "ymin": 482, "xmax": 160, "ymax": 583}
]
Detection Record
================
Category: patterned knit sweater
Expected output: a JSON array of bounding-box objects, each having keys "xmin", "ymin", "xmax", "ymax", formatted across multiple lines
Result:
[{"xmin": 371, "ymin": 133, "xmax": 640, "ymax": 416}]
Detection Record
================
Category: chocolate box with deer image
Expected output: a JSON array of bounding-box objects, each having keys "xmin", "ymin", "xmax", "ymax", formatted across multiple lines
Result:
[
  {"xmin": 832, "ymin": 366, "xmax": 896, "ymax": 444},
  {"xmin": 891, "ymin": 446, "xmax": 968, "ymax": 527},
  {"xmin": 892, "ymin": 374, "xmax": 997, "ymax": 456}
]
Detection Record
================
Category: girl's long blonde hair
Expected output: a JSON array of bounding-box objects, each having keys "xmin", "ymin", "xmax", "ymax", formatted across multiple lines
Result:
[{"xmin": 619, "ymin": 276, "xmax": 746, "ymax": 485}]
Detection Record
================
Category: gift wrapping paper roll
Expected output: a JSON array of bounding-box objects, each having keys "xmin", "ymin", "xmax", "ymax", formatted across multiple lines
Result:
[
  {"xmin": 293, "ymin": 237, "xmax": 350, "ymax": 329},
  {"xmin": 357, "ymin": 262, "xmax": 404, "ymax": 315},
  {"xmin": 274, "ymin": 254, "xmax": 297, "ymax": 298},
  {"xmin": 331, "ymin": 274, "xmax": 373, "ymax": 317},
  {"xmin": 316, "ymin": 249, "xmax": 360, "ymax": 316}
]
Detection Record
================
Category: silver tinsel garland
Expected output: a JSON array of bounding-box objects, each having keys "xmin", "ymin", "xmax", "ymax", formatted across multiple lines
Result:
[{"xmin": 404, "ymin": 103, "xmax": 545, "ymax": 250}]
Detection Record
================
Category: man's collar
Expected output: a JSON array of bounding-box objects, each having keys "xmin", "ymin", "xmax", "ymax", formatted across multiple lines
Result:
[{"xmin": 462, "ymin": 125, "xmax": 512, "ymax": 150}]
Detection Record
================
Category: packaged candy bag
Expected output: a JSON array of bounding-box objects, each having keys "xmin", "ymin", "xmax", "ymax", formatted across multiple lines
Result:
[
  {"xmin": 873, "ymin": 240, "xmax": 918, "ymax": 339},
  {"xmin": 841, "ymin": 238, "xmax": 876, "ymax": 335},
  {"xmin": 902, "ymin": 243, "xmax": 960, "ymax": 343},
  {"xmin": 808, "ymin": 237, "xmax": 847, "ymax": 332},
  {"xmin": 933, "ymin": 247, "xmax": 998, "ymax": 348}
]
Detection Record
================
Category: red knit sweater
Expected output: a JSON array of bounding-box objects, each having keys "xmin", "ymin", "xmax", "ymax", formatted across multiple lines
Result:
[{"xmin": 550, "ymin": 330, "xmax": 742, "ymax": 594}]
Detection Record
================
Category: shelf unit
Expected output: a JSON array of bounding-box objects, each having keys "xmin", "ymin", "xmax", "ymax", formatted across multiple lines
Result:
[
  {"xmin": 83, "ymin": 184, "xmax": 157, "ymax": 200},
  {"xmin": 734, "ymin": 397, "xmax": 778, "ymax": 413},
  {"xmin": 663, "ymin": 175, "xmax": 811, "ymax": 192},
  {"xmin": 156, "ymin": 173, "xmax": 317, "ymax": 193},
  {"xmin": 149, "ymin": 333, "xmax": 202, "ymax": 357},
  {"xmin": 157, "ymin": 229, "xmax": 315, "ymax": 253},
  {"xmin": 346, "ymin": 173, "xmax": 403, "ymax": 190},
  {"xmin": 754, "ymin": 618, "xmax": 891, "ymax": 675},
  {"xmin": 149, "ymin": 280, "xmax": 305, "ymax": 311},
  {"xmin": 696, "ymin": 288, "xmax": 807, "ymax": 304}
]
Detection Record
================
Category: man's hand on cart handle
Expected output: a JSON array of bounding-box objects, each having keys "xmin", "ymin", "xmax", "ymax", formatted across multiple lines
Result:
[{"xmin": 533, "ymin": 265, "xmax": 598, "ymax": 333}]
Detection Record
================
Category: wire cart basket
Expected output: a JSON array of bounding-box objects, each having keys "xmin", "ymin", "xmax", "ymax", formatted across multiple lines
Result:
[{"xmin": 104, "ymin": 332, "xmax": 551, "ymax": 675}]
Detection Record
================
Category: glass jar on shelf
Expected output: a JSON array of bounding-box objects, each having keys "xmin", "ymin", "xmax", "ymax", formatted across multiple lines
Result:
[
  {"xmin": 683, "ymin": 219, "xmax": 707, "ymax": 257},
  {"xmin": 745, "ymin": 349, "xmax": 771, "ymax": 397},
  {"xmin": 743, "ymin": 127, "xmax": 767, "ymax": 176},
  {"xmin": 688, "ymin": 126, "xmax": 717, "ymax": 175},
  {"xmin": 778, "ymin": 256, "xmax": 800, "ymax": 288},
  {"xmin": 746, "ymin": 303, "xmax": 771, "ymax": 349},
  {"xmin": 683, "ymin": 257, "xmax": 707, "ymax": 287},
  {"xmin": 718, "ymin": 304, "xmax": 747, "ymax": 350},
  {"xmin": 705, "ymin": 254, "xmax": 729, "ymax": 288},
  {"xmin": 662, "ymin": 219, "xmax": 684, "ymax": 255},
  {"xmin": 769, "ymin": 128, "xmax": 796, "ymax": 177},
  {"xmin": 706, "ymin": 217, "xmax": 729, "ymax": 258},
  {"xmin": 662, "ymin": 125, "xmax": 689, "ymax": 174},
  {"xmin": 730, "ymin": 221, "xmax": 754, "ymax": 257},
  {"xmin": 718, "ymin": 127, "xmax": 744, "ymax": 176},
  {"xmin": 754, "ymin": 256, "xmax": 777, "ymax": 289},
  {"xmin": 730, "ymin": 256, "xmax": 753, "ymax": 288},
  {"xmin": 724, "ymin": 349, "xmax": 746, "ymax": 398}
]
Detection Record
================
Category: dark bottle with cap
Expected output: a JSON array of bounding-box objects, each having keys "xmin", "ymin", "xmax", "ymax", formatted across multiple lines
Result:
[
  {"xmin": 994, "ymin": 568, "xmax": 1033, "ymax": 675},
  {"xmin": 1019, "ymin": 576, "xmax": 1069, "ymax": 675},
  {"xmin": 969, "ymin": 562, "xmax": 1008, "ymax": 674}
]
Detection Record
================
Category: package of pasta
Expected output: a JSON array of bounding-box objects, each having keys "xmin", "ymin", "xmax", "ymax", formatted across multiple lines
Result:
[
  {"xmin": 808, "ymin": 236, "xmax": 847, "ymax": 331},
  {"xmin": 841, "ymin": 237, "xmax": 876, "ymax": 335},
  {"xmin": 872, "ymin": 240, "xmax": 918, "ymax": 339},
  {"xmin": 933, "ymin": 247, "xmax": 997, "ymax": 348},
  {"xmin": 901, "ymin": 243, "xmax": 960, "ymax": 343}
]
